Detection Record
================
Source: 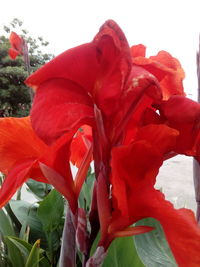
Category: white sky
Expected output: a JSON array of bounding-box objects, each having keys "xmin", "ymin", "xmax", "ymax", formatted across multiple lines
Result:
[{"xmin": 1, "ymin": 0, "xmax": 200, "ymax": 99}]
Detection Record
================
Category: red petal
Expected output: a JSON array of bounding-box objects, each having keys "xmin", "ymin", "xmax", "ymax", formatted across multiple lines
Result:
[
  {"xmin": 92, "ymin": 20, "xmax": 132, "ymax": 115},
  {"xmin": 110, "ymin": 138, "xmax": 200, "ymax": 266},
  {"xmin": 113, "ymin": 226, "xmax": 153, "ymax": 238},
  {"xmin": 74, "ymin": 143, "xmax": 93, "ymax": 198},
  {"xmin": 8, "ymin": 48, "xmax": 19, "ymax": 59},
  {"xmin": 27, "ymin": 20, "xmax": 132, "ymax": 139},
  {"xmin": 0, "ymin": 159, "xmax": 38, "ymax": 208},
  {"xmin": 25, "ymin": 43, "xmax": 99, "ymax": 93},
  {"xmin": 110, "ymin": 125, "xmax": 178, "ymax": 233},
  {"xmin": 112, "ymin": 66, "xmax": 162, "ymax": 144},
  {"xmin": 39, "ymin": 163, "xmax": 77, "ymax": 213},
  {"xmin": 70, "ymin": 125, "xmax": 92, "ymax": 168},
  {"xmin": 161, "ymin": 96, "xmax": 200, "ymax": 123},
  {"xmin": 132, "ymin": 49, "xmax": 185, "ymax": 99},
  {"xmin": 40, "ymin": 132, "xmax": 78, "ymax": 212},
  {"xmin": 135, "ymin": 124, "xmax": 179, "ymax": 154},
  {"xmin": 134, "ymin": 189, "xmax": 200, "ymax": 267},
  {"xmin": 131, "ymin": 44, "xmax": 146, "ymax": 57},
  {"xmin": 160, "ymin": 96, "xmax": 200, "ymax": 155},
  {"xmin": 30, "ymin": 78, "xmax": 94, "ymax": 145},
  {"xmin": 9, "ymin": 32, "xmax": 24, "ymax": 54},
  {"xmin": 0, "ymin": 117, "xmax": 47, "ymax": 177}
]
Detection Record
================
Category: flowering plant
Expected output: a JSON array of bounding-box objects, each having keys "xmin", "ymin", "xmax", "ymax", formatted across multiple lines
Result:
[{"xmin": 1, "ymin": 20, "xmax": 200, "ymax": 266}]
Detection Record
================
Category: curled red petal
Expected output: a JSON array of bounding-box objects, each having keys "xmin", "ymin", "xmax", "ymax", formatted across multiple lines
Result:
[
  {"xmin": 0, "ymin": 159, "xmax": 38, "ymax": 208},
  {"xmin": 40, "ymin": 132, "xmax": 79, "ymax": 212},
  {"xmin": 92, "ymin": 20, "xmax": 132, "ymax": 115},
  {"xmin": 25, "ymin": 43, "xmax": 99, "ymax": 93},
  {"xmin": 161, "ymin": 96, "xmax": 200, "ymax": 123},
  {"xmin": 160, "ymin": 96, "xmax": 200, "ymax": 155},
  {"xmin": 135, "ymin": 124, "xmax": 179, "ymax": 154},
  {"xmin": 132, "ymin": 49, "xmax": 185, "ymax": 99},
  {"xmin": 39, "ymin": 163, "xmax": 77, "ymax": 213},
  {"xmin": 70, "ymin": 125, "xmax": 92, "ymax": 168},
  {"xmin": 30, "ymin": 78, "xmax": 94, "ymax": 145},
  {"xmin": 74, "ymin": 143, "xmax": 93, "ymax": 198},
  {"xmin": 112, "ymin": 66, "xmax": 162, "ymax": 144}
]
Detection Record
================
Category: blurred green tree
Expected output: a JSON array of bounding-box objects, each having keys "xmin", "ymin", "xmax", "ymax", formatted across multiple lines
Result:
[{"xmin": 0, "ymin": 18, "xmax": 54, "ymax": 117}]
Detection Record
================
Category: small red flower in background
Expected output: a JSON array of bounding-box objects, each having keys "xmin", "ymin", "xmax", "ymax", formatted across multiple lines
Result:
[{"xmin": 8, "ymin": 31, "xmax": 25, "ymax": 59}]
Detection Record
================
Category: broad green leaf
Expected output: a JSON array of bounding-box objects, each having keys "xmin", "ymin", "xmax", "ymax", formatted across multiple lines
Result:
[
  {"xmin": 134, "ymin": 217, "xmax": 178, "ymax": 267},
  {"xmin": 9, "ymin": 200, "xmax": 47, "ymax": 247},
  {"xmin": 37, "ymin": 189, "xmax": 64, "ymax": 232},
  {"xmin": 103, "ymin": 236, "xmax": 145, "ymax": 267},
  {"xmin": 0, "ymin": 208, "xmax": 15, "ymax": 236},
  {"xmin": 9, "ymin": 200, "xmax": 35, "ymax": 225},
  {"xmin": 26, "ymin": 179, "xmax": 52, "ymax": 200},
  {"xmin": 6, "ymin": 236, "xmax": 30, "ymax": 259},
  {"xmin": 5, "ymin": 236, "xmax": 26, "ymax": 267},
  {"xmin": 6, "ymin": 236, "xmax": 43, "ymax": 253},
  {"xmin": 25, "ymin": 240, "xmax": 40, "ymax": 267},
  {"xmin": 37, "ymin": 189, "xmax": 64, "ymax": 257}
]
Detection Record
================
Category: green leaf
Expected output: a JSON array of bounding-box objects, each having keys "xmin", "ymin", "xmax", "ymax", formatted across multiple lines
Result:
[
  {"xmin": 79, "ymin": 169, "xmax": 95, "ymax": 211},
  {"xmin": 6, "ymin": 236, "xmax": 30, "ymax": 259},
  {"xmin": 37, "ymin": 189, "xmax": 64, "ymax": 258},
  {"xmin": 7, "ymin": 236, "xmax": 43, "ymax": 253},
  {"xmin": 5, "ymin": 237, "xmax": 26, "ymax": 267},
  {"xmin": 26, "ymin": 179, "xmax": 52, "ymax": 200},
  {"xmin": 103, "ymin": 236, "xmax": 145, "ymax": 267},
  {"xmin": 25, "ymin": 240, "xmax": 40, "ymax": 267},
  {"xmin": 0, "ymin": 208, "xmax": 15, "ymax": 236},
  {"xmin": 9, "ymin": 200, "xmax": 35, "ymax": 225},
  {"xmin": 134, "ymin": 217, "xmax": 178, "ymax": 267},
  {"xmin": 37, "ymin": 189, "xmax": 64, "ymax": 232},
  {"xmin": 9, "ymin": 200, "xmax": 47, "ymax": 247}
]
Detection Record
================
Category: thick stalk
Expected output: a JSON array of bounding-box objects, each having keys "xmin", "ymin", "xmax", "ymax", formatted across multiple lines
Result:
[
  {"xmin": 88, "ymin": 182, "xmax": 100, "ymax": 252},
  {"xmin": 193, "ymin": 35, "xmax": 200, "ymax": 223},
  {"xmin": 60, "ymin": 208, "xmax": 76, "ymax": 267}
]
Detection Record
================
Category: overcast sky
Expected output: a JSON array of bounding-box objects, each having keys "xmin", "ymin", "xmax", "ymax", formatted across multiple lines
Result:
[{"xmin": 1, "ymin": 0, "xmax": 200, "ymax": 99}]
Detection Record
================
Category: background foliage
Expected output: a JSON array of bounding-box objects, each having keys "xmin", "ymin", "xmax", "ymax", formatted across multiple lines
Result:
[{"xmin": 0, "ymin": 18, "xmax": 54, "ymax": 117}]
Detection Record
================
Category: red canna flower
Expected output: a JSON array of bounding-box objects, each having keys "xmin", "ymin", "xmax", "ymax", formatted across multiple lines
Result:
[
  {"xmin": 8, "ymin": 31, "xmax": 25, "ymax": 59},
  {"xmin": 25, "ymin": 21, "xmax": 162, "ymax": 147},
  {"xmin": 2, "ymin": 19, "xmax": 200, "ymax": 265}
]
